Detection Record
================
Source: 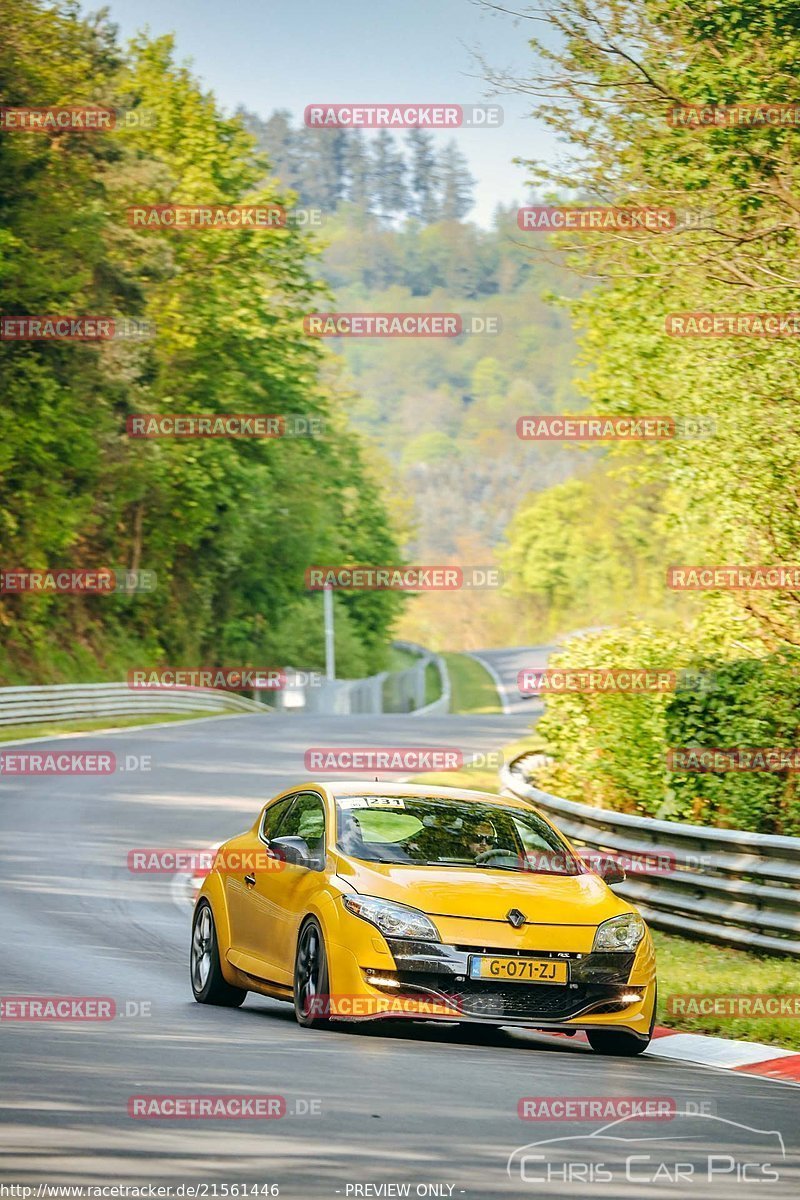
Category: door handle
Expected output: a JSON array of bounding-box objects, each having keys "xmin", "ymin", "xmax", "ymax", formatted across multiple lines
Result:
[{"xmin": 244, "ymin": 874, "xmax": 256, "ymax": 887}]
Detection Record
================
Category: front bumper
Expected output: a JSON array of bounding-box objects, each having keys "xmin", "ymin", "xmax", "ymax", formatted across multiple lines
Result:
[{"xmin": 326, "ymin": 935, "xmax": 656, "ymax": 1036}]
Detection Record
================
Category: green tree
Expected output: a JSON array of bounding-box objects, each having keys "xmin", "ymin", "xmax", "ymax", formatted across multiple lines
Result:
[
  {"xmin": 437, "ymin": 141, "xmax": 474, "ymax": 220},
  {"xmin": 0, "ymin": 1, "xmax": 404, "ymax": 681},
  {"xmin": 405, "ymin": 129, "xmax": 439, "ymax": 223},
  {"xmin": 488, "ymin": 0, "xmax": 800, "ymax": 830},
  {"xmin": 343, "ymin": 128, "xmax": 372, "ymax": 209},
  {"xmin": 371, "ymin": 130, "xmax": 408, "ymax": 220},
  {"xmin": 492, "ymin": 0, "xmax": 800, "ymax": 648}
]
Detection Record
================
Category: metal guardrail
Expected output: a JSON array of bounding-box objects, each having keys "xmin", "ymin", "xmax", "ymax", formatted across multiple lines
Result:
[
  {"xmin": 0, "ymin": 643, "xmax": 450, "ymax": 726},
  {"xmin": 392, "ymin": 641, "xmax": 450, "ymax": 716},
  {"xmin": 0, "ymin": 682, "xmax": 263, "ymax": 726},
  {"xmin": 502, "ymin": 753, "xmax": 800, "ymax": 958},
  {"xmin": 300, "ymin": 672, "xmax": 387, "ymax": 716},
  {"xmin": 298, "ymin": 642, "xmax": 450, "ymax": 716}
]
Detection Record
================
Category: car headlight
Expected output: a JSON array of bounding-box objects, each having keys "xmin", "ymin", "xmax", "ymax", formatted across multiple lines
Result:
[
  {"xmin": 593, "ymin": 913, "xmax": 645, "ymax": 953},
  {"xmin": 342, "ymin": 895, "xmax": 440, "ymax": 941}
]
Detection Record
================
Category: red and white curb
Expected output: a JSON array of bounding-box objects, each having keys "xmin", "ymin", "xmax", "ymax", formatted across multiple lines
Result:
[
  {"xmin": 647, "ymin": 1025, "xmax": 800, "ymax": 1083},
  {"xmin": 546, "ymin": 1025, "xmax": 800, "ymax": 1085}
]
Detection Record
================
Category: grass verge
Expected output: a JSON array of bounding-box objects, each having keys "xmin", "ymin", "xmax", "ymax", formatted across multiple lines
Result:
[
  {"xmin": 653, "ymin": 930, "xmax": 800, "ymax": 1050},
  {"xmin": 443, "ymin": 652, "xmax": 502, "ymax": 714},
  {"xmin": 425, "ymin": 660, "xmax": 442, "ymax": 705},
  {"xmin": 0, "ymin": 710, "xmax": 236, "ymax": 742}
]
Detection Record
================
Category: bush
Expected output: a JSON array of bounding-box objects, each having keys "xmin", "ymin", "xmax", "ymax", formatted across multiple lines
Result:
[
  {"xmin": 665, "ymin": 652, "xmax": 800, "ymax": 836},
  {"xmin": 535, "ymin": 628, "xmax": 800, "ymax": 835},
  {"xmin": 535, "ymin": 625, "xmax": 687, "ymax": 817}
]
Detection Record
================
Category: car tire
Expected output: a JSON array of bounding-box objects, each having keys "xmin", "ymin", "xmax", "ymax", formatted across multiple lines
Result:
[
  {"xmin": 190, "ymin": 900, "xmax": 247, "ymax": 1007},
  {"xmin": 294, "ymin": 917, "xmax": 331, "ymax": 1028},
  {"xmin": 587, "ymin": 984, "xmax": 656, "ymax": 1056},
  {"xmin": 586, "ymin": 1028, "xmax": 650, "ymax": 1055}
]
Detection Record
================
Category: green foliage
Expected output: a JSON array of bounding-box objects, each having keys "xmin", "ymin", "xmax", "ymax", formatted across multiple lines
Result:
[
  {"xmin": 665, "ymin": 652, "xmax": 800, "ymax": 835},
  {"xmin": 498, "ymin": 0, "xmax": 800, "ymax": 831},
  {"xmin": 319, "ymin": 204, "xmax": 581, "ymax": 560},
  {"xmin": 506, "ymin": 0, "xmax": 800, "ymax": 648},
  {"xmin": 535, "ymin": 625, "xmax": 698, "ymax": 816},
  {"xmin": 503, "ymin": 472, "xmax": 675, "ymax": 634},
  {"xmin": 534, "ymin": 627, "xmax": 800, "ymax": 834},
  {"xmin": 0, "ymin": 1, "xmax": 403, "ymax": 681}
]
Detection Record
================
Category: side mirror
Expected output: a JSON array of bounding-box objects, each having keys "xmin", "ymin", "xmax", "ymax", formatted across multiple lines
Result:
[
  {"xmin": 270, "ymin": 835, "xmax": 314, "ymax": 869},
  {"xmin": 585, "ymin": 853, "xmax": 626, "ymax": 886},
  {"xmin": 598, "ymin": 857, "xmax": 626, "ymax": 886}
]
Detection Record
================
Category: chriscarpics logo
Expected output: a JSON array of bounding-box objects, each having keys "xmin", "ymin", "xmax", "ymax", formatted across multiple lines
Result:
[{"xmin": 507, "ymin": 1112, "xmax": 786, "ymax": 1191}]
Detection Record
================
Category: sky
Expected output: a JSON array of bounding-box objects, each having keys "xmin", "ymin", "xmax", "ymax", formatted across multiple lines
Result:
[{"xmin": 91, "ymin": 0, "xmax": 559, "ymax": 225}]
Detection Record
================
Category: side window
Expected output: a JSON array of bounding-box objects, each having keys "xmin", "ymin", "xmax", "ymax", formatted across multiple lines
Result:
[
  {"xmin": 260, "ymin": 795, "xmax": 295, "ymax": 843},
  {"xmin": 510, "ymin": 813, "xmax": 578, "ymax": 875},
  {"xmin": 274, "ymin": 792, "xmax": 326, "ymax": 866},
  {"xmin": 511, "ymin": 815, "xmax": 559, "ymax": 856}
]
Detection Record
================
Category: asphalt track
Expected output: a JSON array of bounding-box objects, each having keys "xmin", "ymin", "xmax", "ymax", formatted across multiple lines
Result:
[
  {"xmin": 470, "ymin": 638, "xmax": 606, "ymax": 715},
  {"xmin": 467, "ymin": 646, "xmax": 559, "ymax": 714},
  {"xmin": 1, "ymin": 705, "xmax": 799, "ymax": 1197}
]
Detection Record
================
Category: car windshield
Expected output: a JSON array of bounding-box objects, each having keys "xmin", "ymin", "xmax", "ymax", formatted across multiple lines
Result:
[{"xmin": 335, "ymin": 795, "xmax": 582, "ymax": 874}]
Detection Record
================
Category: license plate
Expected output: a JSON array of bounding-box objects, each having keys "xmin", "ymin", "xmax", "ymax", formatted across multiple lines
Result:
[{"xmin": 469, "ymin": 956, "xmax": 568, "ymax": 984}]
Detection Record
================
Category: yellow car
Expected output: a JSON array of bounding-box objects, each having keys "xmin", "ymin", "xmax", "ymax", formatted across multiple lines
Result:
[{"xmin": 191, "ymin": 782, "xmax": 656, "ymax": 1055}]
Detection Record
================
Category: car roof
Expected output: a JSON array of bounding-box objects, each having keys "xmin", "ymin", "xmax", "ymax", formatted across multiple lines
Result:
[{"xmin": 308, "ymin": 780, "xmax": 535, "ymax": 810}]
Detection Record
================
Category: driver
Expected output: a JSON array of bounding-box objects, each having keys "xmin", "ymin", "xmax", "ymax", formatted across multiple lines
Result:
[{"xmin": 467, "ymin": 821, "xmax": 496, "ymax": 859}]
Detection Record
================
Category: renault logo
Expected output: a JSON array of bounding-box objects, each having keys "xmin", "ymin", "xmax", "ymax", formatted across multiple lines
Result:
[{"xmin": 506, "ymin": 908, "xmax": 526, "ymax": 928}]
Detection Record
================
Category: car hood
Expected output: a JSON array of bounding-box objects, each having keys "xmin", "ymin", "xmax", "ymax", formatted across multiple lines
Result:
[{"xmin": 335, "ymin": 857, "xmax": 631, "ymax": 925}]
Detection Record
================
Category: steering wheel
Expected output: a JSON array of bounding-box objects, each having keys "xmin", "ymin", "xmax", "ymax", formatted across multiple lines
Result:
[{"xmin": 475, "ymin": 847, "xmax": 517, "ymax": 866}]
